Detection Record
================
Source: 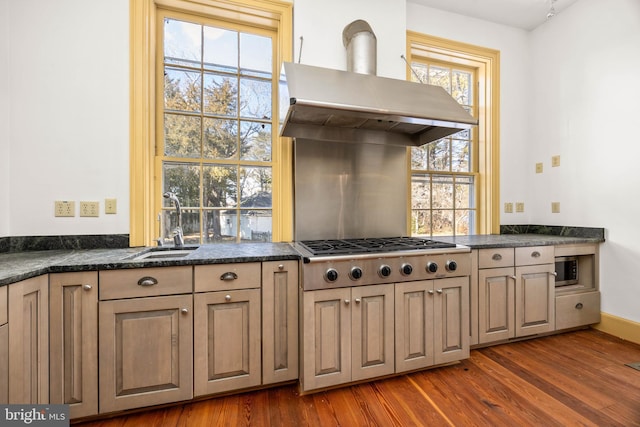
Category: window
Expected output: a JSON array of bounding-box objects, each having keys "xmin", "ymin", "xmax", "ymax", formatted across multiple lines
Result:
[
  {"xmin": 130, "ymin": 0, "xmax": 293, "ymax": 247},
  {"xmin": 406, "ymin": 32, "xmax": 500, "ymax": 236}
]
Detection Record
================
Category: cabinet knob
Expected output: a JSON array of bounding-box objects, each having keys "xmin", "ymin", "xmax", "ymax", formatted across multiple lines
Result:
[
  {"xmin": 354, "ymin": 298, "xmax": 361, "ymax": 304},
  {"xmin": 551, "ymin": 271, "xmax": 558, "ymax": 277},
  {"xmin": 225, "ymin": 295, "xmax": 232, "ymax": 302},
  {"xmin": 220, "ymin": 272, "xmax": 238, "ymax": 281},
  {"xmin": 181, "ymin": 308, "xmax": 189, "ymax": 314},
  {"xmin": 575, "ymin": 302, "xmax": 584, "ymax": 310},
  {"xmin": 344, "ymin": 299, "xmax": 350, "ymax": 305},
  {"xmin": 278, "ymin": 264, "xmax": 284, "ymax": 270},
  {"xmin": 137, "ymin": 276, "xmax": 158, "ymax": 287},
  {"xmin": 510, "ymin": 275, "xmax": 517, "ymax": 280},
  {"xmin": 83, "ymin": 284, "xmax": 92, "ymax": 291},
  {"xmin": 436, "ymin": 289, "xmax": 443, "ymax": 294},
  {"xmin": 428, "ymin": 290, "xmax": 434, "ymax": 295}
]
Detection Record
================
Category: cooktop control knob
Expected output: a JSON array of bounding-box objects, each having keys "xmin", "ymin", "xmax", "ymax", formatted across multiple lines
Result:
[
  {"xmin": 426, "ymin": 262, "xmax": 438, "ymax": 273},
  {"xmin": 378, "ymin": 264, "xmax": 392, "ymax": 278},
  {"xmin": 446, "ymin": 260, "xmax": 458, "ymax": 272},
  {"xmin": 325, "ymin": 268, "xmax": 339, "ymax": 282},
  {"xmin": 401, "ymin": 263, "xmax": 413, "ymax": 276},
  {"xmin": 349, "ymin": 266, "xmax": 363, "ymax": 280}
]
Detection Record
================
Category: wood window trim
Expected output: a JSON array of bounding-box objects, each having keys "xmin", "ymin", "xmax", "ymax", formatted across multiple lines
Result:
[
  {"xmin": 129, "ymin": 0, "xmax": 293, "ymax": 247},
  {"xmin": 406, "ymin": 31, "xmax": 500, "ymax": 235}
]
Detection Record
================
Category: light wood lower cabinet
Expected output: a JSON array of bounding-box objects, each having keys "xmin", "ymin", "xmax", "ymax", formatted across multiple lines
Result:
[
  {"xmin": 99, "ymin": 294, "xmax": 193, "ymax": 413},
  {"xmin": 194, "ymin": 288, "xmax": 261, "ymax": 396},
  {"xmin": 262, "ymin": 260, "xmax": 298, "ymax": 385},
  {"xmin": 8, "ymin": 275, "xmax": 49, "ymax": 404},
  {"xmin": 301, "ymin": 284, "xmax": 395, "ymax": 392},
  {"xmin": 49, "ymin": 272, "xmax": 98, "ymax": 418},
  {"xmin": 515, "ymin": 264, "xmax": 555, "ymax": 336},
  {"xmin": 396, "ymin": 277, "xmax": 469, "ymax": 372}
]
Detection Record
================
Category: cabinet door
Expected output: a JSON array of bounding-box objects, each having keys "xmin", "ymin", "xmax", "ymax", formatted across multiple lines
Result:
[
  {"xmin": 301, "ymin": 288, "xmax": 351, "ymax": 392},
  {"xmin": 478, "ymin": 267, "xmax": 515, "ymax": 344},
  {"xmin": 0, "ymin": 323, "xmax": 7, "ymax": 404},
  {"xmin": 351, "ymin": 284, "xmax": 394, "ymax": 381},
  {"xmin": 262, "ymin": 261, "xmax": 299, "ymax": 385},
  {"xmin": 515, "ymin": 264, "xmax": 556, "ymax": 337},
  {"xmin": 99, "ymin": 295, "xmax": 193, "ymax": 413},
  {"xmin": 395, "ymin": 281, "xmax": 434, "ymax": 372},
  {"xmin": 8, "ymin": 275, "xmax": 49, "ymax": 404},
  {"xmin": 434, "ymin": 276, "xmax": 470, "ymax": 365},
  {"xmin": 50, "ymin": 272, "xmax": 98, "ymax": 419},
  {"xmin": 194, "ymin": 289, "xmax": 261, "ymax": 396}
]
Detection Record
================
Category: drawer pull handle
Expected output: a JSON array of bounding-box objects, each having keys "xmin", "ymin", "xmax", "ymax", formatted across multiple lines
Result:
[
  {"xmin": 225, "ymin": 295, "xmax": 231, "ymax": 302},
  {"xmin": 137, "ymin": 276, "xmax": 158, "ymax": 287},
  {"xmin": 220, "ymin": 272, "xmax": 238, "ymax": 281},
  {"xmin": 531, "ymin": 251, "xmax": 541, "ymax": 258},
  {"xmin": 492, "ymin": 253, "xmax": 502, "ymax": 261},
  {"xmin": 575, "ymin": 303, "xmax": 584, "ymax": 310},
  {"xmin": 83, "ymin": 284, "xmax": 92, "ymax": 291}
]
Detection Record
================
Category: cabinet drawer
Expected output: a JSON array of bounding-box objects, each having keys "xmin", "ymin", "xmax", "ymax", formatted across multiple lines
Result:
[
  {"xmin": 99, "ymin": 266, "xmax": 192, "ymax": 300},
  {"xmin": 515, "ymin": 246, "xmax": 554, "ymax": 266},
  {"xmin": 555, "ymin": 291, "xmax": 601, "ymax": 330},
  {"xmin": 0, "ymin": 286, "xmax": 6, "ymax": 326},
  {"xmin": 478, "ymin": 248, "xmax": 514, "ymax": 269},
  {"xmin": 194, "ymin": 263, "xmax": 261, "ymax": 292}
]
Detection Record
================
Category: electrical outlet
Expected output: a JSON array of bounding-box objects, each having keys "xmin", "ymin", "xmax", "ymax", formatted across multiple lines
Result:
[
  {"xmin": 535, "ymin": 163, "xmax": 543, "ymax": 173},
  {"xmin": 504, "ymin": 203, "xmax": 513, "ymax": 213},
  {"xmin": 516, "ymin": 202, "xmax": 525, "ymax": 213},
  {"xmin": 80, "ymin": 201, "xmax": 100, "ymax": 217},
  {"xmin": 105, "ymin": 198, "xmax": 117, "ymax": 214},
  {"xmin": 552, "ymin": 155, "xmax": 561, "ymax": 167},
  {"xmin": 551, "ymin": 202, "xmax": 561, "ymax": 213},
  {"xmin": 54, "ymin": 201, "xmax": 75, "ymax": 217}
]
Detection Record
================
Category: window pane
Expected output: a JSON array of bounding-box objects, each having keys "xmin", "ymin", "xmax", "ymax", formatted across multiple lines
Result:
[
  {"xmin": 411, "ymin": 174, "xmax": 430, "ymax": 209},
  {"xmin": 428, "ymin": 65, "xmax": 450, "ymax": 92},
  {"xmin": 164, "ymin": 19, "xmax": 201, "ymax": 67},
  {"xmin": 240, "ymin": 121, "xmax": 271, "ymax": 161},
  {"xmin": 432, "ymin": 175, "xmax": 453, "ymax": 209},
  {"xmin": 411, "ymin": 146, "xmax": 428, "ymax": 170},
  {"xmin": 165, "ymin": 68, "xmax": 201, "ymax": 112},
  {"xmin": 203, "ymin": 164, "xmax": 238, "ymax": 208},
  {"xmin": 203, "ymin": 73, "xmax": 238, "ymax": 116},
  {"xmin": 163, "ymin": 162, "xmax": 200, "ymax": 207},
  {"xmin": 240, "ymin": 210, "xmax": 272, "ymax": 242},
  {"xmin": 451, "ymin": 140, "xmax": 470, "ymax": 172},
  {"xmin": 240, "ymin": 33, "xmax": 272, "ymax": 78},
  {"xmin": 203, "ymin": 117, "xmax": 238, "ymax": 159},
  {"xmin": 240, "ymin": 78, "xmax": 272, "ymax": 119},
  {"xmin": 455, "ymin": 177, "xmax": 473, "ymax": 208},
  {"xmin": 240, "ymin": 166, "xmax": 272, "ymax": 207},
  {"xmin": 411, "ymin": 210, "xmax": 431, "ymax": 236},
  {"xmin": 203, "ymin": 209, "xmax": 237, "ymax": 243},
  {"xmin": 455, "ymin": 209, "xmax": 473, "ymax": 235},
  {"xmin": 164, "ymin": 114, "xmax": 201, "ymax": 158},
  {"xmin": 410, "ymin": 62, "xmax": 428, "ymax": 83},
  {"xmin": 452, "ymin": 69, "xmax": 472, "ymax": 106},
  {"xmin": 203, "ymin": 27, "xmax": 238, "ymax": 72},
  {"xmin": 428, "ymin": 139, "xmax": 451, "ymax": 171},
  {"xmin": 432, "ymin": 209, "xmax": 454, "ymax": 236}
]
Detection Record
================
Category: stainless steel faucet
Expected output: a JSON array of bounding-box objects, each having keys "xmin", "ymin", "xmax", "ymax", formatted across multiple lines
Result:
[{"xmin": 163, "ymin": 192, "xmax": 184, "ymax": 248}]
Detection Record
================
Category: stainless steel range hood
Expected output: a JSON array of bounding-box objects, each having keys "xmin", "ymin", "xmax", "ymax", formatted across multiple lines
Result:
[{"xmin": 279, "ymin": 61, "xmax": 478, "ymax": 146}]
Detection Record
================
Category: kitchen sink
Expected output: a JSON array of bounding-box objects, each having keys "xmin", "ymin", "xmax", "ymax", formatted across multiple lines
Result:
[{"xmin": 129, "ymin": 246, "xmax": 199, "ymax": 261}]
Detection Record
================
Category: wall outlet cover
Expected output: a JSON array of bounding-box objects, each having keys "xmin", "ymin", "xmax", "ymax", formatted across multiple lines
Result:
[
  {"xmin": 536, "ymin": 163, "xmax": 543, "ymax": 173},
  {"xmin": 504, "ymin": 202, "xmax": 513, "ymax": 213},
  {"xmin": 552, "ymin": 202, "xmax": 561, "ymax": 213},
  {"xmin": 516, "ymin": 202, "xmax": 525, "ymax": 213},
  {"xmin": 54, "ymin": 201, "xmax": 75, "ymax": 217},
  {"xmin": 552, "ymin": 155, "xmax": 561, "ymax": 167},
  {"xmin": 80, "ymin": 201, "xmax": 100, "ymax": 217}
]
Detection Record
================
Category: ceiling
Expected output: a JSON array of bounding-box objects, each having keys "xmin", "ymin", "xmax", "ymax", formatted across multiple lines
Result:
[{"xmin": 407, "ymin": 0, "xmax": 580, "ymax": 30}]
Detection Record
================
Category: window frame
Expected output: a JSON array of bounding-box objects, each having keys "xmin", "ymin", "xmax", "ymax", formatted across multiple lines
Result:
[
  {"xmin": 406, "ymin": 31, "xmax": 500, "ymax": 235},
  {"xmin": 130, "ymin": 0, "xmax": 293, "ymax": 247}
]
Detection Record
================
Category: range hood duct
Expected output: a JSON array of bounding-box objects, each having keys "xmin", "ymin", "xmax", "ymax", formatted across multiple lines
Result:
[{"xmin": 280, "ymin": 20, "xmax": 478, "ymax": 147}]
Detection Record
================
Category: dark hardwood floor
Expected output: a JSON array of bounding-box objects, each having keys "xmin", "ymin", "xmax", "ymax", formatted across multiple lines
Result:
[{"xmin": 77, "ymin": 329, "xmax": 640, "ymax": 426}]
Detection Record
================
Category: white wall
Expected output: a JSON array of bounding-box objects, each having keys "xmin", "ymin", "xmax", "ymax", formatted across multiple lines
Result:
[
  {"xmin": 529, "ymin": 0, "xmax": 640, "ymax": 323},
  {"xmin": 0, "ymin": 0, "xmax": 10, "ymax": 237},
  {"xmin": 405, "ymin": 4, "xmax": 531, "ymax": 225},
  {"xmin": 4, "ymin": 0, "xmax": 129, "ymax": 237}
]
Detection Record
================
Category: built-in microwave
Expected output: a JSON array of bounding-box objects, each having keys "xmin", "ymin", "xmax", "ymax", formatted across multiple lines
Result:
[{"xmin": 555, "ymin": 256, "xmax": 578, "ymax": 287}]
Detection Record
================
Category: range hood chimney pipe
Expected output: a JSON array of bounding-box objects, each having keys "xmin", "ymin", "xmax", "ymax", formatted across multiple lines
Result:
[{"xmin": 342, "ymin": 20, "xmax": 376, "ymax": 75}]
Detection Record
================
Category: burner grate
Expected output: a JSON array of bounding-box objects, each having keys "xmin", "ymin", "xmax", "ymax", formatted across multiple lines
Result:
[{"xmin": 299, "ymin": 236, "xmax": 456, "ymax": 256}]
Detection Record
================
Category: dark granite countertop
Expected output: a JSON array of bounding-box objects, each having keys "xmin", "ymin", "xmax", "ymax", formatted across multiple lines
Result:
[
  {"xmin": 0, "ymin": 243, "xmax": 301, "ymax": 287},
  {"xmin": 436, "ymin": 234, "xmax": 604, "ymax": 249}
]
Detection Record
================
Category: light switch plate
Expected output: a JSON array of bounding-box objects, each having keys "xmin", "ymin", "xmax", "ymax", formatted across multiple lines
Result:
[
  {"xmin": 536, "ymin": 163, "xmax": 543, "ymax": 173},
  {"xmin": 552, "ymin": 155, "xmax": 561, "ymax": 167},
  {"xmin": 551, "ymin": 202, "xmax": 561, "ymax": 213},
  {"xmin": 105, "ymin": 198, "xmax": 117, "ymax": 214}
]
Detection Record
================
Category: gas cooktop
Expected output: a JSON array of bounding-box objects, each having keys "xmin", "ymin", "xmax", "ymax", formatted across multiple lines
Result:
[{"xmin": 297, "ymin": 236, "xmax": 456, "ymax": 256}]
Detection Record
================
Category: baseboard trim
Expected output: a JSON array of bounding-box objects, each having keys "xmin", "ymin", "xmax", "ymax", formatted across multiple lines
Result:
[{"xmin": 593, "ymin": 312, "xmax": 640, "ymax": 345}]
